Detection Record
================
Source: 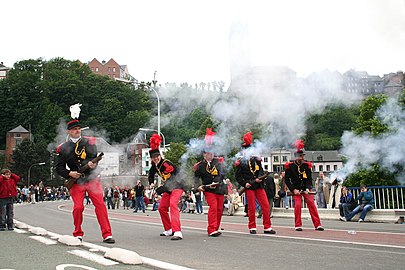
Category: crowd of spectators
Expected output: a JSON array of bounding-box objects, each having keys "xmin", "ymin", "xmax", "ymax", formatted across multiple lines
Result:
[{"xmin": 14, "ymin": 184, "xmax": 71, "ymax": 203}]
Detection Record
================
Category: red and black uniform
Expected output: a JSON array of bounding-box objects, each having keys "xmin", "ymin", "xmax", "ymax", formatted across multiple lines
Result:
[
  {"xmin": 148, "ymin": 158, "xmax": 183, "ymax": 234},
  {"xmin": 235, "ymin": 156, "xmax": 273, "ymax": 231},
  {"xmin": 194, "ymin": 157, "xmax": 226, "ymax": 235},
  {"xmin": 56, "ymin": 136, "xmax": 112, "ymax": 239},
  {"xmin": 284, "ymin": 160, "xmax": 322, "ymax": 229}
]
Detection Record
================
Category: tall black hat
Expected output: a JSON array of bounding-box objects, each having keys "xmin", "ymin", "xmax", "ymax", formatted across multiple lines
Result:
[
  {"xmin": 149, "ymin": 134, "xmax": 162, "ymax": 158},
  {"xmin": 67, "ymin": 119, "xmax": 81, "ymax": 130}
]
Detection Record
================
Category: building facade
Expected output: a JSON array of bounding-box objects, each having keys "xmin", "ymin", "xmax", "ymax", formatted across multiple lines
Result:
[
  {"xmin": 261, "ymin": 149, "xmax": 343, "ymax": 175},
  {"xmin": 0, "ymin": 62, "xmax": 9, "ymax": 80},
  {"xmin": 5, "ymin": 125, "xmax": 31, "ymax": 163},
  {"xmin": 87, "ymin": 58, "xmax": 135, "ymax": 82}
]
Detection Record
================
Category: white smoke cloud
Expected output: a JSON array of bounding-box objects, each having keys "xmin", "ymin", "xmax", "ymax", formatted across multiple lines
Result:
[
  {"xmin": 339, "ymin": 98, "xmax": 405, "ymax": 183},
  {"xmin": 155, "ymin": 69, "xmax": 360, "ymax": 154}
]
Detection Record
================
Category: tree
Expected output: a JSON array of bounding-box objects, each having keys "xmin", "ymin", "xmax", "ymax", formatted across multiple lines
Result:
[
  {"xmin": 1, "ymin": 58, "xmax": 152, "ymax": 146},
  {"xmin": 304, "ymin": 104, "xmax": 359, "ymax": 150},
  {"xmin": 344, "ymin": 164, "xmax": 399, "ymax": 187},
  {"xmin": 346, "ymin": 94, "xmax": 401, "ymax": 186},
  {"xmin": 354, "ymin": 94, "xmax": 388, "ymax": 136},
  {"xmin": 163, "ymin": 142, "xmax": 188, "ymax": 168},
  {"xmin": 9, "ymin": 139, "xmax": 50, "ymax": 185}
]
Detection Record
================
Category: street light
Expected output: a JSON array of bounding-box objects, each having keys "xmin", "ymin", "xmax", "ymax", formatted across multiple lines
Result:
[
  {"xmin": 139, "ymin": 128, "xmax": 166, "ymax": 150},
  {"xmin": 28, "ymin": 162, "xmax": 46, "ymax": 186},
  {"xmin": 151, "ymin": 71, "xmax": 160, "ymax": 137}
]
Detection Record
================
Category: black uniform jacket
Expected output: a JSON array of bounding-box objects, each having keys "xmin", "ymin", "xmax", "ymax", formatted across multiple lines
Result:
[
  {"xmin": 284, "ymin": 160, "xmax": 313, "ymax": 192},
  {"xmin": 193, "ymin": 158, "xmax": 226, "ymax": 195},
  {"xmin": 148, "ymin": 159, "xmax": 183, "ymax": 192},
  {"xmin": 235, "ymin": 156, "xmax": 265, "ymax": 191},
  {"xmin": 55, "ymin": 136, "xmax": 100, "ymax": 184}
]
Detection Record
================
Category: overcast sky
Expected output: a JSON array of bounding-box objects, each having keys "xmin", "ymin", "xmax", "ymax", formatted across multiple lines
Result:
[{"xmin": 2, "ymin": 0, "xmax": 405, "ymax": 86}]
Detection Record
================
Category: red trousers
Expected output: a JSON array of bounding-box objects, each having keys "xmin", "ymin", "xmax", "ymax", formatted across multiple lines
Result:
[
  {"xmin": 158, "ymin": 189, "xmax": 183, "ymax": 232},
  {"xmin": 246, "ymin": 189, "xmax": 271, "ymax": 230},
  {"xmin": 293, "ymin": 193, "xmax": 322, "ymax": 228},
  {"xmin": 70, "ymin": 179, "xmax": 112, "ymax": 239},
  {"xmin": 204, "ymin": 192, "xmax": 224, "ymax": 234}
]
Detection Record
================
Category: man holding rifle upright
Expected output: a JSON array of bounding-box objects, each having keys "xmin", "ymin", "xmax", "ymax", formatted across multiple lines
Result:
[
  {"xmin": 56, "ymin": 105, "xmax": 114, "ymax": 244},
  {"xmin": 235, "ymin": 132, "xmax": 276, "ymax": 235},
  {"xmin": 284, "ymin": 140, "xmax": 324, "ymax": 232}
]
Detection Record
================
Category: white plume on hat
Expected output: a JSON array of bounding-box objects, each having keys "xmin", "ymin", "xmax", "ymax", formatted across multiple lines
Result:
[{"xmin": 70, "ymin": 103, "xmax": 82, "ymax": 119}]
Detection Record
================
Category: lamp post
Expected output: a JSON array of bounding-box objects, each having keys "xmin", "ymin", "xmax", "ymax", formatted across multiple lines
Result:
[
  {"xmin": 139, "ymin": 128, "xmax": 166, "ymax": 150},
  {"xmin": 28, "ymin": 162, "xmax": 46, "ymax": 186},
  {"xmin": 151, "ymin": 71, "xmax": 160, "ymax": 137}
]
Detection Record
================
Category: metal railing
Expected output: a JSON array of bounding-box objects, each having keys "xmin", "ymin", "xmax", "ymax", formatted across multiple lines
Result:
[
  {"xmin": 348, "ymin": 186, "xmax": 405, "ymax": 209},
  {"xmin": 240, "ymin": 185, "xmax": 405, "ymax": 210}
]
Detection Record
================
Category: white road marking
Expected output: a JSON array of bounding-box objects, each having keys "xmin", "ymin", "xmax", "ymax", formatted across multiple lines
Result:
[
  {"xmin": 56, "ymin": 264, "xmax": 98, "ymax": 270},
  {"xmin": 29, "ymin": 235, "xmax": 57, "ymax": 245},
  {"xmin": 141, "ymin": 257, "xmax": 196, "ymax": 270},
  {"xmin": 13, "ymin": 228, "xmax": 27, "ymax": 234},
  {"xmin": 67, "ymin": 250, "xmax": 119, "ymax": 266}
]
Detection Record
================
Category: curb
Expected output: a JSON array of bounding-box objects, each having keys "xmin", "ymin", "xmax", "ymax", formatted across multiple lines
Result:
[{"xmin": 13, "ymin": 219, "xmax": 196, "ymax": 269}]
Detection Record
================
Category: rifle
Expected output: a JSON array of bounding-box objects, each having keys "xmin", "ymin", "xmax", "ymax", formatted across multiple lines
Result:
[
  {"xmin": 156, "ymin": 185, "xmax": 170, "ymax": 195},
  {"xmin": 64, "ymin": 152, "xmax": 104, "ymax": 190},
  {"xmin": 238, "ymin": 171, "xmax": 270, "ymax": 195},
  {"xmin": 287, "ymin": 190, "xmax": 317, "ymax": 196},
  {"xmin": 202, "ymin": 182, "xmax": 219, "ymax": 189}
]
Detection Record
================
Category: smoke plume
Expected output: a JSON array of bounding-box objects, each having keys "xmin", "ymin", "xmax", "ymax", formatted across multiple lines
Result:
[{"xmin": 339, "ymin": 98, "xmax": 405, "ymax": 183}]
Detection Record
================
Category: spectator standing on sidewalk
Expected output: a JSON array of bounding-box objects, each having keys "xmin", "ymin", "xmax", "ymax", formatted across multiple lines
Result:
[
  {"xmin": 133, "ymin": 180, "xmax": 146, "ymax": 213},
  {"xmin": 315, "ymin": 171, "xmax": 330, "ymax": 208},
  {"xmin": 0, "ymin": 169, "xmax": 20, "ymax": 231},
  {"xmin": 258, "ymin": 174, "xmax": 275, "ymax": 218}
]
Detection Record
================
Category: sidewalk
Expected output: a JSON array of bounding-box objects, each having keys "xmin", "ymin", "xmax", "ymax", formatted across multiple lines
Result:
[{"xmin": 125, "ymin": 203, "xmax": 404, "ymax": 223}]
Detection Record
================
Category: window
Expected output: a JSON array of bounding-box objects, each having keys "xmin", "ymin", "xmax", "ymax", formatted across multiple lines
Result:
[
  {"xmin": 145, "ymin": 161, "xmax": 149, "ymax": 167},
  {"xmin": 95, "ymin": 67, "xmax": 99, "ymax": 72},
  {"xmin": 282, "ymin": 156, "xmax": 288, "ymax": 162},
  {"xmin": 334, "ymin": 165, "xmax": 337, "ymax": 171},
  {"xmin": 108, "ymin": 67, "xmax": 111, "ymax": 72},
  {"xmin": 319, "ymin": 165, "xmax": 323, "ymax": 172},
  {"xmin": 326, "ymin": 165, "xmax": 330, "ymax": 171},
  {"xmin": 264, "ymin": 165, "xmax": 268, "ymax": 170},
  {"xmin": 274, "ymin": 156, "xmax": 279, "ymax": 162},
  {"xmin": 113, "ymin": 67, "xmax": 116, "ymax": 72},
  {"xmin": 263, "ymin": 157, "xmax": 268, "ymax": 162},
  {"xmin": 317, "ymin": 155, "xmax": 323, "ymax": 161}
]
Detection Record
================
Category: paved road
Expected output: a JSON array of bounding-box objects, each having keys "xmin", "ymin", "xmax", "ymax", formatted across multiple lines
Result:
[
  {"xmin": 0, "ymin": 226, "xmax": 150, "ymax": 270},
  {"xmin": 9, "ymin": 201, "xmax": 405, "ymax": 270}
]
